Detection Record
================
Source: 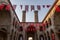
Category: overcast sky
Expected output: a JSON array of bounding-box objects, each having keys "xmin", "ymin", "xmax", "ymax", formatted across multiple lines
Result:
[{"xmin": 10, "ymin": 0, "xmax": 55, "ymax": 22}]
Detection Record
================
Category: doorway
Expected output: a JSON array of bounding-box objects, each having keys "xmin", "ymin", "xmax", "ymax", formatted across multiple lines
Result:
[
  {"xmin": 27, "ymin": 32, "xmax": 36, "ymax": 40},
  {"xmin": 39, "ymin": 35, "xmax": 44, "ymax": 40},
  {"xmin": 26, "ymin": 25, "xmax": 37, "ymax": 40},
  {"xmin": 28, "ymin": 37, "xmax": 33, "ymax": 40},
  {"xmin": 0, "ymin": 31, "xmax": 7, "ymax": 40}
]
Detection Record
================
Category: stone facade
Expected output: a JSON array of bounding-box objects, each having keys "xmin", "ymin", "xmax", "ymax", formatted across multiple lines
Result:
[
  {"xmin": 19, "ymin": 22, "xmax": 45, "ymax": 40},
  {"xmin": 0, "ymin": 0, "xmax": 20, "ymax": 40},
  {"xmin": 0, "ymin": 0, "xmax": 60, "ymax": 40},
  {"xmin": 42, "ymin": 0, "xmax": 60, "ymax": 40}
]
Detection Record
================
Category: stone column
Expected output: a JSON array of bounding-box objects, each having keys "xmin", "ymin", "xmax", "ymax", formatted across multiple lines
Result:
[
  {"xmin": 34, "ymin": 10, "xmax": 38, "ymax": 22},
  {"xmin": 22, "ymin": 11, "xmax": 26, "ymax": 22}
]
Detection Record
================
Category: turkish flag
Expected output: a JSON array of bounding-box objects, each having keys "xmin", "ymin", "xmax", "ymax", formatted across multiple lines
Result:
[
  {"xmin": 25, "ymin": 5, "xmax": 29, "ymax": 11},
  {"xmin": 0, "ymin": 4, "xmax": 5, "ymax": 10},
  {"xmin": 55, "ymin": 6, "xmax": 60, "ymax": 12},
  {"xmin": 37, "ymin": 5, "xmax": 41, "ymax": 10},
  {"xmin": 31, "ymin": 5, "xmax": 35, "ymax": 11},
  {"xmin": 46, "ymin": 5, "xmax": 51, "ymax": 8},
  {"xmin": 12, "ymin": 5, "xmax": 16, "ymax": 10},
  {"xmin": 20, "ymin": 5, "xmax": 22, "ymax": 9},
  {"xmin": 5, "ymin": 4, "xmax": 10, "ymax": 11},
  {"xmin": 43, "ymin": 5, "xmax": 45, "ymax": 8}
]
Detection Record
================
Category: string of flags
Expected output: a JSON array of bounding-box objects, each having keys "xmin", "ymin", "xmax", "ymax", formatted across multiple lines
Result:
[
  {"xmin": 0, "ymin": 3, "xmax": 60, "ymax": 12},
  {"xmin": 20, "ymin": 5, "xmax": 51, "ymax": 11},
  {"xmin": 0, "ymin": 3, "xmax": 51, "ymax": 11}
]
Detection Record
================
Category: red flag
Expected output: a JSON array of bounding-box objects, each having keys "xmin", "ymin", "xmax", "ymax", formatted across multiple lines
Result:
[
  {"xmin": 12, "ymin": 5, "xmax": 16, "ymax": 10},
  {"xmin": 46, "ymin": 5, "xmax": 51, "ymax": 8},
  {"xmin": 20, "ymin": 5, "xmax": 22, "ymax": 9},
  {"xmin": 55, "ymin": 5, "xmax": 60, "ymax": 12},
  {"xmin": 0, "ymin": 4, "xmax": 5, "ymax": 10},
  {"xmin": 25, "ymin": 5, "xmax": 29, "ymax": 11},
  {"xmin": 37, "ymin": 5, "xmax": 41, "ymax": 10},
  {"xmin": 5, "ymin": 4, "xmax": 10, "ymax": 11},
  {"xmin": 31, "ymin": 5, "xmax": 35, "ymax": 11},
  {"xmin": 42, "ymin": 5, "xmax": 45, "ymax": 8}
]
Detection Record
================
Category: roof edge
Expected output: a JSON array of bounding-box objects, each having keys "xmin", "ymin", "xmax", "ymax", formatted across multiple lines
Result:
[{"xmin": 8, "ymin": 0, "xmax": 20, "ymax": 22}]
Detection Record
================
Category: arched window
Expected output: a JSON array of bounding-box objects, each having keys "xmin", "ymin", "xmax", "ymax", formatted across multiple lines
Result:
[
  {"xmin": 45, "ymin": 21, "xmax": 48, "ymax": 28},
  {"xmin": 0, "ymin": 28, "xmax": 7, "ymax": 40},
  {"xmin": 19, "ymin": 26, "xmax": 23, "ymax": 31},
  {"xmin": 40, "ymin": 26, "xmax": 43, "ymax": 31},
  {"xmin": 44, "ymin": 33, "xmax": 47, "ymax": 40},
  {"xmin": 57, "ymin": 30, "xmax": 60, "ymax": 39},
  {"xmin": 47, "ymin": 31, "xmax": 50, "ymax": 40},
  {"xmin": 14, "ymin": 32, "xmax": 16, "ymax": 40},
  {"xmin": 15, "ymin": 21, "xmax": 18, "ymax": 28},
  {"xmin": 10, "ymin": 29, "xmax": 14, "ymax": 40},
  {"xmin": 48, "ymin": 18, "xmax": 52, "ymax": 26},
  {"xmin": 50, "ymin": 29, "xmax": 55, "ymax": 40},
  {"xmin": 13, "ymin": 18, "xmax": 15, "ymax": 26}
]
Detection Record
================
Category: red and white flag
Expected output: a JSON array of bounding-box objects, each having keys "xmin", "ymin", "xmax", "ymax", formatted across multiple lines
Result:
[
  {"xmin": 20, "ymin": 5, "xmax": 23, "ymax": 9},
  {"xmin": 31, "ymin": 5, "xmax": 35, "ymax": 11},
  {"xmin": 46, "ymin": 5, "xmax": 51, "ymax": 8},
  {"xmin": 42, "ymin": 5, "xmax": 45, "ymax": 8},
  {"xmin": 55, "ymin": 5, "xmax": 60, "ymax": 12},
  {"xmin": 12, "ymin": 5, "xmax": 16, "ymax": 10},
  {"xmin": 0, "ymin": 4, "xmax": 5, "ymax": 10},
  {"xmin": 25, "ymin": 5, "xmax": 29, "ymax": 11},
  {"xmin": 5, "ymin": 4, "xmax": 10, "ymax": 11},
  {"xmin": 37, "ymin": 5, "xmax": 41, "ymax": 10}
]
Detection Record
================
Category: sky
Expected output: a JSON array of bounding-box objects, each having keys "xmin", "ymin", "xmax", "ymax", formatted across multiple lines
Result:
[{"xmin": 10, "ymin": 0, "xmax": 55, "ymax": 22}]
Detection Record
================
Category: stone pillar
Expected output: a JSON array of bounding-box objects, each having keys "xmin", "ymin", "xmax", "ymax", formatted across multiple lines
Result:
[
  {"xmin": 22, "ymin": 11, "xmax": 26, "ymax": 22},
  {"xmin": 34, "ymin": 11, "xmax": 38, "ymax": 22}
]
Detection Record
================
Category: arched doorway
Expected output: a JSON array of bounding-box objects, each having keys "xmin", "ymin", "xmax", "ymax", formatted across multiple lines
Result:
[
  {"xmin": 47, "ymin": 31, "xmax": 50, "ymax": 40},
  {"xmin": 26, "ymin": 25, "xmax": 37, "ymax": 40},
  {"xmin": 0, "ymin": 28, "xmax": 7, "ymax": 40},
  {"xmin": 18, "ymin": 35, "xmax": 23, "ymax": 40},
  {"xmin": 39, "ymin": 35, "xmax": 44, "ymax": 40},
  {"xmin": 44, "ymin": 33, "xmax": 47, "ymax": 40},
  {"xmin": 50, "ymin": 29, "xmax": 55, "ymax": 40}
]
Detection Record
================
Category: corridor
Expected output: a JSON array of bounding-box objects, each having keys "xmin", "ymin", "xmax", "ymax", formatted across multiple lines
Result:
[{"xmin": 0, "ymin": 0, "xmax": 60, "ymax": 40}]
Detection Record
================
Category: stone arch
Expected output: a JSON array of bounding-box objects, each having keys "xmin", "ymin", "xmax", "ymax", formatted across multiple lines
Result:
[
  {"xmin": 39, "ymin": 35, "xmax": 44, "ymax": 40},
  {"xmin": 0, "ymin": 1, "xmax": 8, "ymax": 4},
  {"xmin": 20, "ymin": 26, "xmax": 23, "ymax": 31},
  {"xmin": 39, "ymin": 26, "xmax": 43, "ymax": 31},
  {"xmin": 18, "ymin": 34, "xmax": 23, "ymax": 40},
  {"xmin": 26, "ymin": 25, "xmax": 37, "ymax": 40},
  {"xmin": 48, "ymin": 18, "xmax": 52, "ymax": 26},
  {"xmin": 1, "ymin": 28, "xmax": 7, "ymax": 32},
  {"xmin": 10, "ymin": 29, "xmax": 14, "ymax": 40},
  {"xmin": 45, "ymin": 21, "xmax": 49, "ymax": 28},
  {"xmin": 47, "ymin": 31, "xmax": 51, "ymax": 40},
  {"xmin": 44, "ymin": 33, "xmax": 47, "ymax": 40},
  {"xmin": 50, "ymin": 29, "xmax": 55, "ymax": 40},
  {"xmin": 0, "ymin": 28, "xmax": 7, "ymax": 40}
]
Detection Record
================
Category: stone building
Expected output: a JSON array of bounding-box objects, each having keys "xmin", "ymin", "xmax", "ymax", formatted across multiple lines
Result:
[
  {"xmin": 0, "ymin": 0, "xmax": 60, "ymax": 40},
  {"xmin": 19, "ymin": 0, "xmax": 60, "ymax": 40},
  {"xmin": 42, "ymin": 0, "xmax": 60, "ymax": 40},
  {"xmin": 18, "ymin": 10, "xmax": 46, "ymax": 40},
  {"xmin": 0, "ymin": 0, "xmax": 20, "ymax": 40}
]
